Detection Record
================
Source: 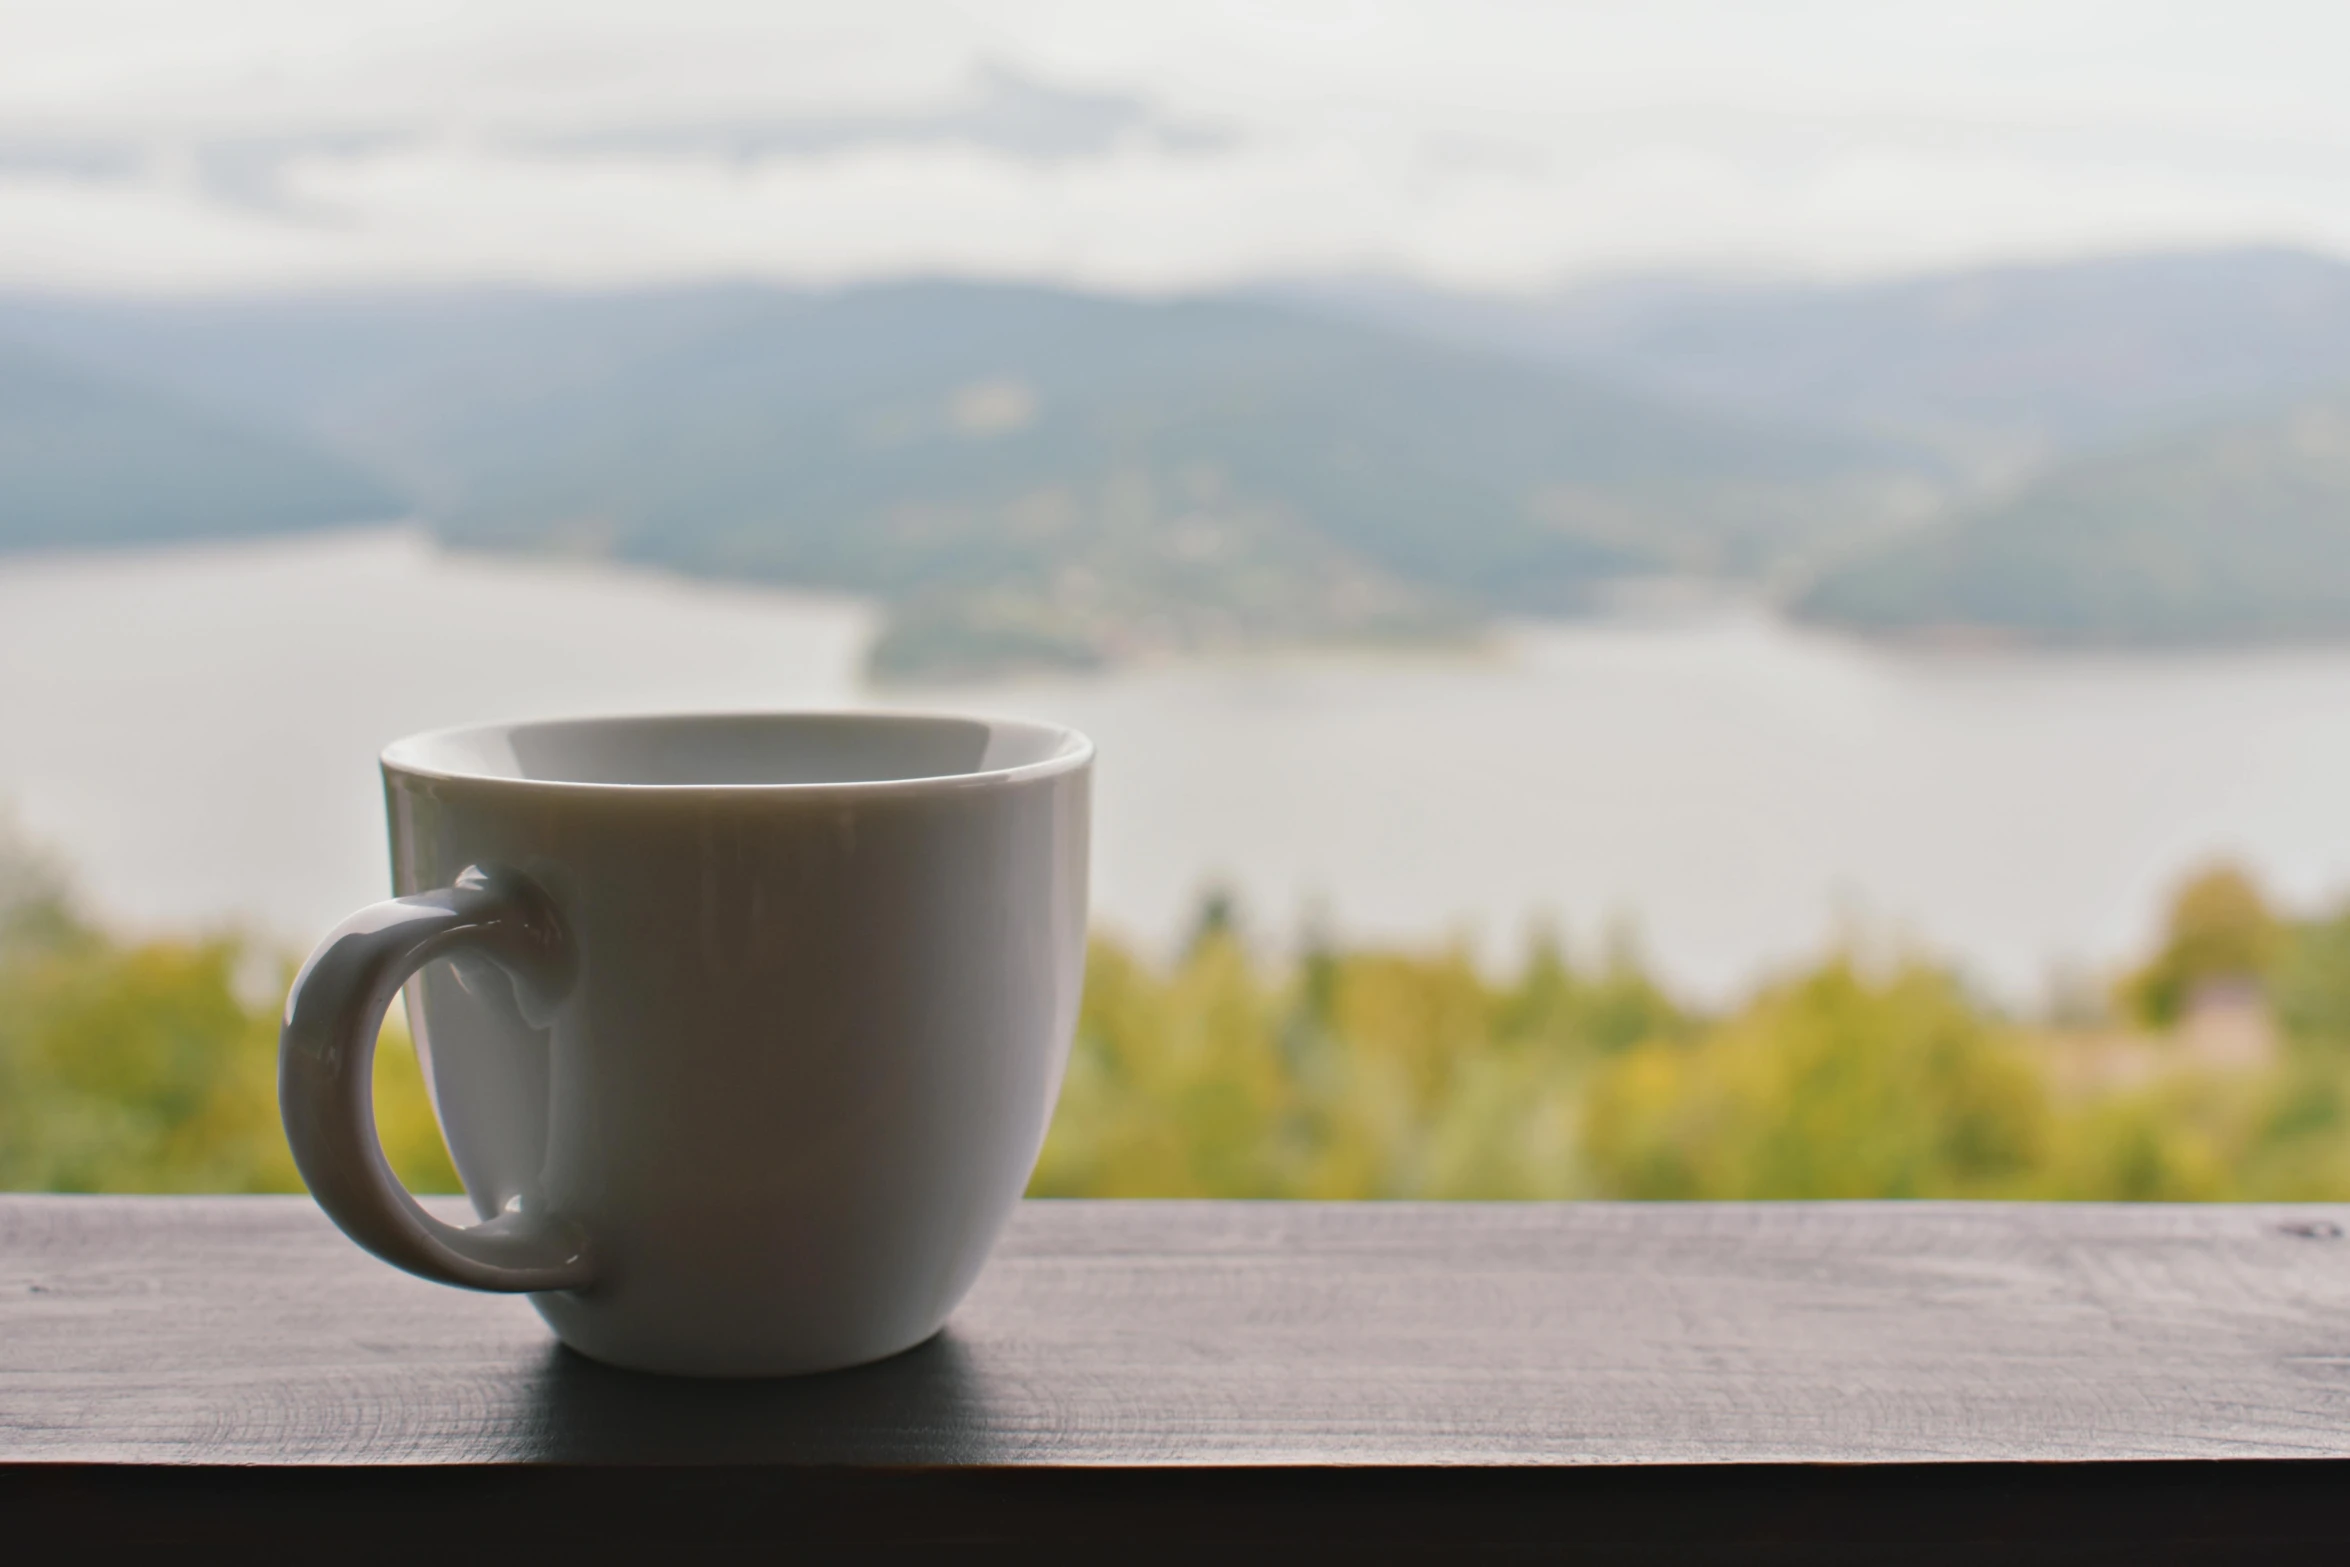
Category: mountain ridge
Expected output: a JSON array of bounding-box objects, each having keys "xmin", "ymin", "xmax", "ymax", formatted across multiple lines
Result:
[
  {"xmin": 1796, "ymin": 392, "xmax": 2350, "ymax": 647},
  {"xmin": 12, "ymin": 253, "xmax": 2350, "ymax": 671},
  {"xmin": 0, "ymin": 337, "xmax": 404, "ymax": 552},
  {"xmin": 0, "ymin": 279, "xmax": 1925, "ymax": 676},
  {"xmin": 1284, "ymin": 246, "xmax": 2350, "ymax": 473}
]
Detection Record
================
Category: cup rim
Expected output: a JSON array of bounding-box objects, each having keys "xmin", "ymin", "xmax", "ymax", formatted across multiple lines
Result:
[{"xmin": 379, "ymin": 708, "xmax": 1093, "ymax": 797}]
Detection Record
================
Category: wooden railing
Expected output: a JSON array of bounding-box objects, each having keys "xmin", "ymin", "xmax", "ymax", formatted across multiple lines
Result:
[{"xmin": 7, "ymin": 1196, "xmax": 2350, "ymax": 1558}]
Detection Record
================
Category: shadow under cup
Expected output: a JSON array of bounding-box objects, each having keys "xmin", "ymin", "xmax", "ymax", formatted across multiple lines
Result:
[{"xmin": 299, "ymin": 712, "xmax": 1091, "ymax": 1377}]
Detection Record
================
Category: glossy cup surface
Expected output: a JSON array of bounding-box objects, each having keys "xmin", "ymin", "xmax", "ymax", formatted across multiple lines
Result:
[{"xmin": 383, "ymin": 712, "xmax": 1091, "ymax": 1375}]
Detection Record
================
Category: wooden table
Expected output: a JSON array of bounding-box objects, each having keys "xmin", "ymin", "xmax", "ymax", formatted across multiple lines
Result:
[{"xmin": 8, "ymin": 1197, "xmax": 2350, "ymax": 1560}]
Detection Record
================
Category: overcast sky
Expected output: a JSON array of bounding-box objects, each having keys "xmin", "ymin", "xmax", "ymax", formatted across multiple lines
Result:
[{"xmin": 6, "ymin": 0, "xmax": 2350, "ymax": 295}]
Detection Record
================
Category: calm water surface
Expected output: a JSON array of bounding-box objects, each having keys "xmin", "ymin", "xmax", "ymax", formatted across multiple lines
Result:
[{"xmin": 7, "ymin": 528, "xmax": 2350, "ymax": 1002}]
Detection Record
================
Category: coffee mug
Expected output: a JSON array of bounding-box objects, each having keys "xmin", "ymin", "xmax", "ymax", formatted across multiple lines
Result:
[{"xmin": 279, "ymin": 711, "xmax": 1090, "ymax": 1376}]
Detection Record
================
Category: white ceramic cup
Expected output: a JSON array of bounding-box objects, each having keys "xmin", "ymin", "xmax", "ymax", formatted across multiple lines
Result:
[{"xmin": 278, "ymin": 711, "xmax": 1091, "ymax": 1376}]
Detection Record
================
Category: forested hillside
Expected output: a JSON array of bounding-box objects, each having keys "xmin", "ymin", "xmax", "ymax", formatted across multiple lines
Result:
[
  {"xmin": 0, "ymin": 282, "xmax": 1919, "ymax": 675},
  {"xmin": 1798, "ymin": 397, "xmax": 2350, "ymax": 645},
  {"xmin": 0, "ymin": 340, "xmax": 402, "ymax": 552},
  {"xmin": 13, "ymin": 252, "xmax": 2350, "ymax": 669},
  {"xmin": 1299, "ymin": 247, "xmax": 2350, "ymax": 469},
  {"xmin": 404, "ymin": 283, "xmax": 1916, "ymax": 673}
]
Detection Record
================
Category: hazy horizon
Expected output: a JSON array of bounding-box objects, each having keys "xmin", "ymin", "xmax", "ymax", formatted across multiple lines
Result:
[
  {"xmin": 10, "ymin": 2, "xmax": 2350, "ymax": 297},
  {"xmin": 4, "ymin": 241, "xmax": 2347, "ymax": 310},
  {"xmin": 21, "ymin": 524, "xmax": 2350, "ymax": 1006}
]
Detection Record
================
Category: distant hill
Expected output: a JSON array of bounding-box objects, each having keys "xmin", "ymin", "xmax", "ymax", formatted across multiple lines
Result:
[
  {"xmin": 0, "ymin": 339, "xmax": 404, "ymax": 552},
  {"xmin": 1291, "ymin": 248, "xmax": 2350, "ymax": 473},
  {"xmin": 0, "ymin": 283, "xmax": 1921, "ymax": 677},
  {"xmin": 23, "ymin": 257, "xmax": 2350, "ymax": 668},
  {"xmin": 0, "ymin": 287, "xmax": 786, "ymax": 491},
  {"xmin": 408, "ymin": 283, "xmax": 1924, "ymax": 671},
  {"xmin": 1794, "ymin": 397, "xmax": 2350, "ymax": 646}
]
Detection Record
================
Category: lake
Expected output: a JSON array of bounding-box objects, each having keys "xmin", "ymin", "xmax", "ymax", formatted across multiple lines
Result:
[{"xmin": 7, "ymin": 527, "xmax": 2350, "ymax": 1003}]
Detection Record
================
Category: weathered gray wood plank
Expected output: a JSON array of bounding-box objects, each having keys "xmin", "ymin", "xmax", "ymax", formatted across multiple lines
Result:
[{"xmin": 6, "ymin": 1196, "xmax": 2350, "ymax": 1468}]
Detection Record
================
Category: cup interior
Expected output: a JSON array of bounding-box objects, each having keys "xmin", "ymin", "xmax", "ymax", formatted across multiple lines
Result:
[{"xmin": 382, "ymin": 712, "xmax": 1085, "ymax": 789}]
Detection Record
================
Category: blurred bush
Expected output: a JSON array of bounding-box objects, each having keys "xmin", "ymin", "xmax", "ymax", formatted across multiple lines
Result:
[
  {"xmin": 0, "ymin": 825, "xmax": 456, "ymax": 1193},
  {"xmin": 1033, "ymin": 867, "xmax": 2350, "ymax": 1201},
  {"xmin": 1030, "ymin": 923, "xmax": 1681, "ymax": 1199},
  {"xmin": 1581, "ymin": 960, "xmax": 2047, "ymax": 1199},
  {"xmin": 9, "ymin": 812, "xmax": 2350, "ymax": 1203},
  {"xmin": 2120, "ymin": 864, "xmax": 2281, "ymax": 1027}
]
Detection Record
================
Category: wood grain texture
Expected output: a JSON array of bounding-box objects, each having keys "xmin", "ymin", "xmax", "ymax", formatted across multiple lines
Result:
[{"xmin": 7, "ymin": 1196, "xmax": 2350, "ymax": 1469}]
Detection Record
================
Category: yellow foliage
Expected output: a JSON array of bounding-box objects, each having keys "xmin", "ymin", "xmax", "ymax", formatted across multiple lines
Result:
[
  {"xmin": 1582, "ymin": 959, "xmax": 2048, "ymax": 1199},
  {"xmin": 2036, "ymin": 1062, "xmax": 2350, "ymax": 1201},
  {"xmin": 15, "ymin": 836, "xmax": 2350, "ymax": 1206},
  {"xmin": 1029, "ymin": 930, "xmax": 1657, "ymax": 1199},
  {"xmin": 0, "ymin": 910, "xmax": 456, "ymax": 1195},
  {"xmin": 2124, "ymin": 863, "xmax": 2283, "ymax": 1026}
]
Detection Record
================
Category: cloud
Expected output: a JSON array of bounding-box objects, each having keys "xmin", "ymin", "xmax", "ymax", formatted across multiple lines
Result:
[
  {"xmin": 0, "ymin": 128, "xmax": 413, "ymax": 222},
  {"xmin": 186, "ymin": 131, "xmax": 414, "ymax": 219},
  {"xmin": 520, "ymin": 61, "xmax": 1231, "ymax": 167},
  {"xmin": 0, "ymin": 137, "xmax": 145, "ymax": 183},
  {"xmin": 3, "ymin": 3, "xmax": 2349, "ymax": 294},
  {"xmin": 0, "ymin": 58, "xmax": 1223, "ymax": 228}
]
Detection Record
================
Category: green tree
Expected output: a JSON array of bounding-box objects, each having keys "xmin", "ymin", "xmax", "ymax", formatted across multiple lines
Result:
[
  {"xmin": 1582, "ymin": 959, "xmax": 2048, "ymax": 1199},
  {"xmin": 0, "ymin": 821, "xmax": 455, "ymax": 1194},
  {"xmin": 2122, "ymin": 864, "xmax": 2281, "ymax": 1027},
  {"xmin": 2274, "ymin": 907, "xmax": 2350, "ymax": 1050},
  {"xmin": 1030, "ymin": 920, "xmax": 1673, "ymax": 1200}
]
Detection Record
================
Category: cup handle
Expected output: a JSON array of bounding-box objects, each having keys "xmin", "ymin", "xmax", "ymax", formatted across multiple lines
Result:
[{"xmin": 278, "ymin": 863, "xmax": 596, "ymax": 1293}]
